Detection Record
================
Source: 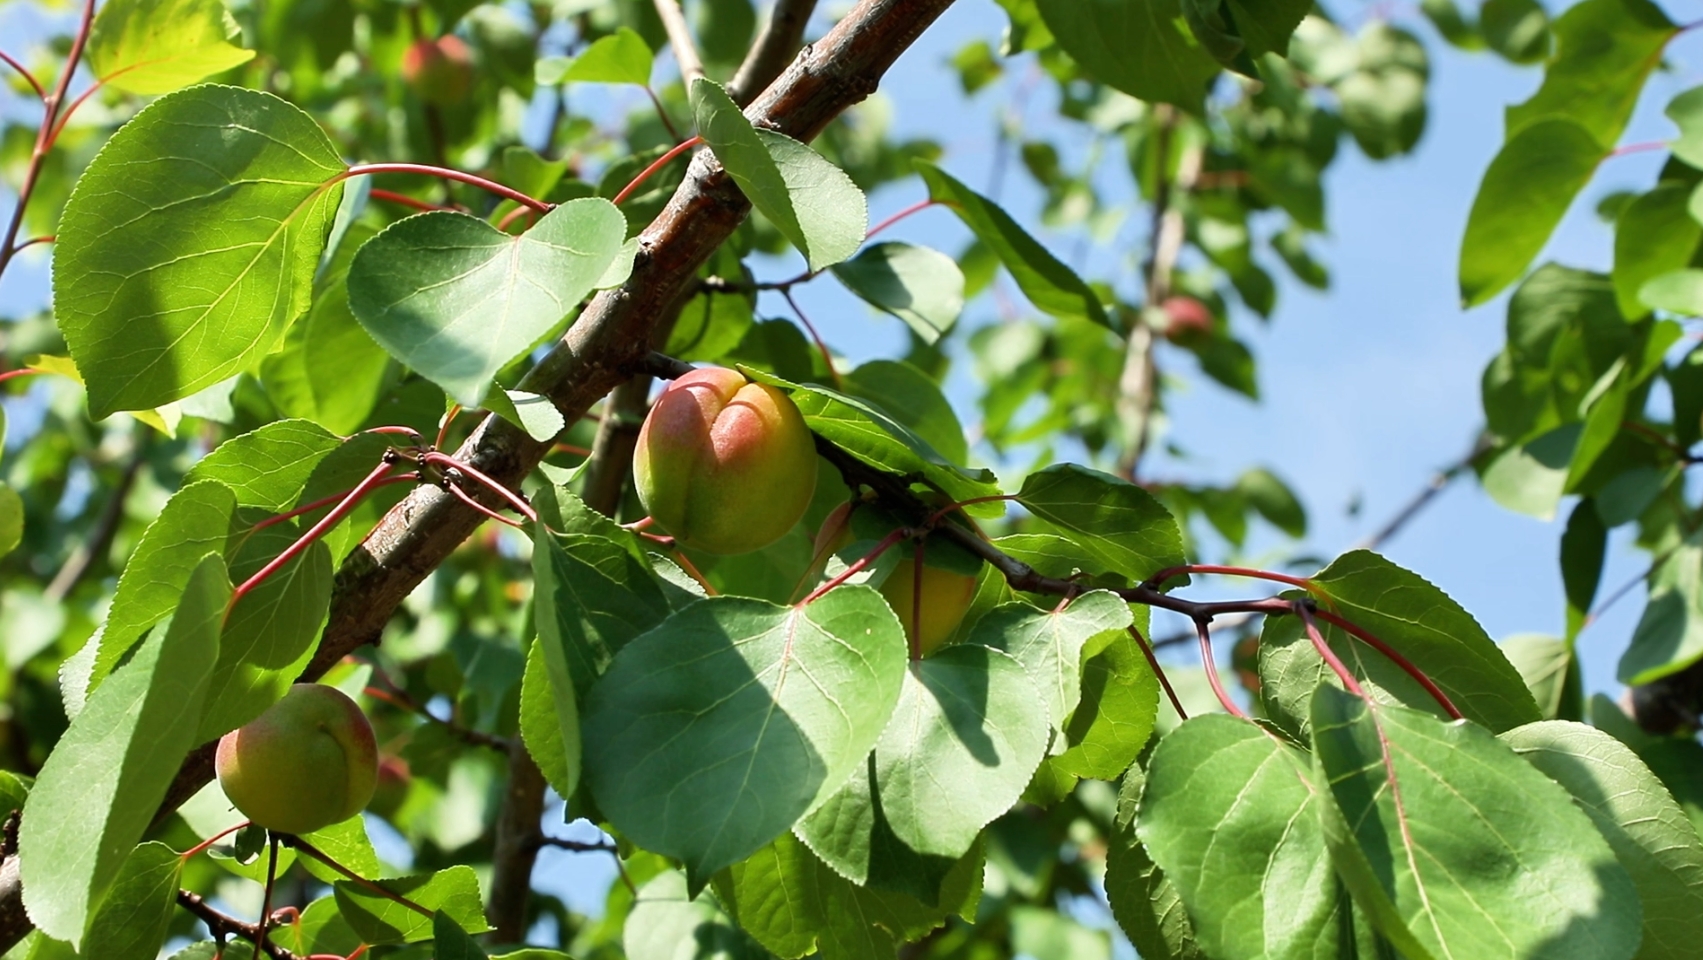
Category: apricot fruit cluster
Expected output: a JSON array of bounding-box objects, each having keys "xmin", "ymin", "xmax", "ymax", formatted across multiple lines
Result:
[
  {"xmin": 635, "ymin": 367, "xmax": 818, "ymax": 555},
  {"xmin": 215, "ymin": 684, "xmax": 378, "ymax": 836}
]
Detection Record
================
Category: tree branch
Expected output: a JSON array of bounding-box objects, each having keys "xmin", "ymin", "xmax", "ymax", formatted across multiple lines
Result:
[
  {"xmin": 653, "ymin": 0, "xmax": 706, "ymax": 85},
  {"xmin": 727, "ymin": 0, "xmax": 819, "ymax": 105},
  {"xmin": 176, "ymin": 890, "xmax": 300, "ymax": 960},
  {"xmin": 0, "ymin": 1, "xmax": 960, "ymax": 951}
]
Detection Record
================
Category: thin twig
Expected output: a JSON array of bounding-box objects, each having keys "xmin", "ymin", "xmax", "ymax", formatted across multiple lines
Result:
[
  {"xmin": 727, "ymin": 0, "xmax": 818, "ymax": 104},
  {"xmin": 176, "ymin": 890, "xmax": 301, "ymax": 960},
  {"xmin": 45, "ymin": 424, "xmax": 150, "ymax": 600},
  {"xmin": 652, "ymin": 0, "xmax": 706, "ymax": 84}
]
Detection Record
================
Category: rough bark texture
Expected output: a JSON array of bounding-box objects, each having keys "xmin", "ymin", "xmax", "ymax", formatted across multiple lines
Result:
[{"xmin": 0, "ymin": 0, "xmax": 957, "ymax": 949}]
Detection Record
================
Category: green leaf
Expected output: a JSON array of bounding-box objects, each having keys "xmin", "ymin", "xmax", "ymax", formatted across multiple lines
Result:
[
  {"xmin": 1504, "ymin": 720, "xmax": 1703, "ymax": 960},
  {"xmin": 1235, "ymin": 467, "xmax": 1306, "ymax": 538},
  {"xmin": 690, "ymin": 79, "xmax": 867, "ymax": 271},
  {"xmin": 1669, "ymin": 85, "xmax": 1703, "ymax": 167},
  {"xmin": 197, "ymin": 538, "xmax": 331, "ymax": 740},
  {"xmin": 1335, "ymin": 24, "xmax": 1430, "ymax": 160},
  {"xmin": 347, "ymin": 198, "xmax": 630, "ymax": 407},
  {"xmin": 583, "ymin": 590, "xmax": 908, "ymax": 885},
  {"xmin": 259, "ymin": 223, "xmax": 393, "ymax": 435},
  {"xmin": 1480, "ymin": 424, "xmax": 1579, "ymax": 520},
  {"xmin": 831, "ymin": 242, "xmax": 965, "ymax": 344},
  {"xmin": 793, "ymin": 753, "xmax": 970, "ymax": 904},
  {"xmin": 1482, "ymin": 0, "xmax": 1551, "ymax": 62},
  {"xmin": 1015, "ymin": 465, "xmax": 1186, "ymax": 582},
  {"xmin": 1138, "ymin": 714, "xmax": 1342, "ymax": 960},
  {"xmin": 1501, "ymin": 634, "xmax": 1582, "ymax": 722},
  {"xmin": 625, "ymin": 870, "xmax": 768, "ymax": 960},
  {"xmin": 1459, "ymin": 119, "xmax": 1604, "ymax": 307},
  {"xmin": 187, "ymin": 420, "xmax": 345, "ymax": 511},
  {"xmin": 275, "ymin": 898, "xmax": 362, "ymax": 958},
  {"xmin": 842, "ymin": 360, "xmax": 967, "ymax": 469},
  {"xmin": 967, "ymin": 591, "xmax": 1132, "ymax": 728},
  {"xmin": 1258, "ymin": 550, "xmax": 1541, "ymax": 737},
  {"xmin": 1105, "ymin": 767, "xmax": 1204, "ymax": 960},
  {"xmin": 724, "ymin": 831, "xmax": 976, "ymax": 960},
  {"xmin": 1562, "ymin": 498, "xmax": 1607, "ymax": 639},
  {"xmin": 87, "ymin": 0, "xmax": 255, "ymax": 94},
  {"xmin": 915, "ymin": 162, "xmax": 1107, "ymax": 328},
  {"xmin": 531, "ymin": 518, "xmax": 669, "ymax": 700},
  {"xmin": 20, "ymin": 555, "xmax": 224, "ymax": 946},
  {"xmin": 77, "ymin": 842, "xmax": 183, "ymax": 960},
  {"xmin": 872, "ymin": 645, "xmax": 1049, "ymax": 860},
  {"xmin": 90, "ymin": 480, "xmax": 237, "ymax": 695},
  {"xmin": 519, "ymin": 636, "xmax": 578, "ymax": 799},
  {"xmin": 298, "ymin": 815, "xmax": 382, "ymax": 885},
  {"xmin": 1616, "ymin": 185, "xmax": 1702, "ymax": 319},
  {"xmin": 744, "ymin": 369, "xmax": 1005, "ymax": 517},
  {"xmin": 1641, "ymin": 269, "xmax": 1703, "ymax": 316},
  {"xmin": 332, "ymin": 866, "xmax": 490, "ymax": 944},
  {"xmin": 1505, "ymin": 0, "xmax": 1674, "ymax": 147},
  {"xmin": 1621, "ymin": 535, "xmax": 1703, "ymax": 684},
  {"xmin": 1050, "ymin": 627, "xmax": 1160, "ymax": 779},
  {"xmin": 1310, "ymin": 687, "xmax": 1641, "ymax": 960},
  {"xmin": 1034, "ymin": 0, "xmax": 1220, "ymax": 112},
  {"xmin": 54, "ymin": 86, "xmax": 345, "ymax": 417},
  {"xmin": 432, "ymin": 910, "xmax": 489, "ymax": 960},
  {"xmin": 0, "ymin": 484, "xmax": 20, "ymax": 559},
  {"xmin": 556, "ymin": 27, "xmax": 652, "ymax": 85},
  {"xmin": 484, "ymin": 389, "xmax": 566, "ymax": 443}
]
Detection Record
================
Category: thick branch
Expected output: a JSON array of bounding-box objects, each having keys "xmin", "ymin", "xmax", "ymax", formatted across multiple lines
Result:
[
  {"xmin": 176, "ymin": 890, "xmax": 299, "ymax": 960},
  {"xmin": 728, "ymin": 0, "xmax": 819, "ymax": 105},
  {"xmin": 0, "ymin": 1, "xmax": 958, "ymax": 951}
]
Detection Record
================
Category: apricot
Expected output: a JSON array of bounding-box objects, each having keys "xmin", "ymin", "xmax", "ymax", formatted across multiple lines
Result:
[
  {"xmin": 401, "ymin": 35, "xmax": 474, "ymax": 106},
  {"xmin": 215, "ymin": 684, "xmax": 378, "ymax": 836},
  {"xmin": 1160, "ymin": 295, "xmax": 1214, "ymax": 344},
  {"xmin": 813, "ymin": 501, "xmax": 978, "ymax": 657},
  {"xmin": 634, "ymin": 367, "xmax": 818, "ymax": 555}
]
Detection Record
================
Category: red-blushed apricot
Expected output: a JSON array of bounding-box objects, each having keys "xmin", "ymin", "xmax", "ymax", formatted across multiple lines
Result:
[
  {"xmin": 634, "ymin": 367, "xmax": 818, "ymax": 555},
  {"xmin": 1161, "ymin": 295, "xmax": 1214, "ymax": 344},
  {"xmin": 215, "ymin": 684, "xmax": 378, "ymax": 836},
  {"xmin": 811, "ymin": 501, "xmax": 978, "ymax": 657},
  {"xmin": 401, "ymin": 35, "xmax": 474, "ymax": 106}
]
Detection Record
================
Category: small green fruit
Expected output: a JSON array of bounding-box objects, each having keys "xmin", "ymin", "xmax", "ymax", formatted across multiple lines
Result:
[
  {"xmin": 215, "ymin": 684, "xmax": 378, "ymax": 835},
  {"xmin": 634, "ymin": 367, "xmax": 818, "ymax": 555}
]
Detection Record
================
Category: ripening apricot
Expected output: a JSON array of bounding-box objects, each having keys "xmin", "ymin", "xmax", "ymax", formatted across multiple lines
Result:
[
  {"xmin": 813, "ymin": 501, "xmax": 978, "ymax": 657},
  {"xmin": 634, "ymin": 367, "xmax": 818, "ymax": 555},
  {"xmin": 215, "ymin": 684, "xmax": 378, "ymax": 836},
  {"xmin": 1160, "ymin": 295, "xmax": 1214, "ymax": 344},
  {"xmin": 401, "ymin": 35, "xmax": 474, "ymax": 106}
]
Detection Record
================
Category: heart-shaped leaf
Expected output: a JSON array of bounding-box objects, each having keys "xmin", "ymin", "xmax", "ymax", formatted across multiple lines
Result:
[
  {"xmin": 582, "ymin": 590, "xmax": 907, "ymax": 885},
  {"xmin": 347, "ymin": 198, "xmax": 630, "ymax": 407},
  {"xmin": 967, "ymin": 591, "xmax": 1132, "ymax": 728},
  {"xmin": 831, "ymin": 242, "xmax": 965, "ymax": 344}
]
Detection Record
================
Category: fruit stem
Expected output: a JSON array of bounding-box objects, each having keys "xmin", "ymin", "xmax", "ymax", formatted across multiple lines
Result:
[
  {"xmin": 444, "ymin": 480, "xmax": 527, "ymax": 529},
  {"xmin": 1313, "ymin": 609, "xmax": 1463, "ymax": 720},
  {"xmin": 612, "ymin": 136, "xmax": 703, "ymax": 206},
  {"xmin": 669, "ymin": 548, "xmax": 718, "ymax": 596},
  {"xmin": 1128, "ymin": 626, "xmax": 1187, "ymax": 721},
  {"xmin": 1144, "ymin": 564, "xmax": 1314, "ymax": 594},
  {"xmin": 179, "ymin": 820, "xmax": 253, "ymax": 861},
  {"xmin": 339, "ymin": 164, "xmax": 552, "ymax": 214},
  {"xmin": 1195, "ymin": 618, "xmax": 1248, "ymax": 719},
  {"xmin": 228, "ymin": 462, "xmax": 398, "ymax": 616},
  {"xmin": 799, "ymin": 527, "xmax": 909, "ymax": 606},
  {"xmin": 909, "ymin": 539, "xmax": 924, "ymax": 660},
  {"xmin": 287, "ymin": 835, "xmax": 436, "ymax": 919}
]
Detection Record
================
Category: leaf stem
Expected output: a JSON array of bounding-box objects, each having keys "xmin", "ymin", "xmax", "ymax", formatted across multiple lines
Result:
[
  {"xmin": 612, "ymin": 136, "xmax": 703, "ymax": 206},
  {"xmin": 179, "ymin": 820, "xmax": 253, "ymax": 861},
  {"xmin": 864, "ymin": 198, "xmax": 936, "ymax": 241},
  {"xmin": 799, "ymin": 527, "xmax": 908, "ymax": 606},
  {"xmin": 1144, "ymin": 564, "xmax": 1314, "ymax": 593},
  {"xmin": 781, "ymin": 288, "xmax": 841, "ymax": 388},
  {"xmin": 257, "ymin": 836, "xmax": 279, "ymax": 956},
  {"xmin": 285, "ymin": 835, "xmax": 435, "ymax": 919},
  {"xmin": 250, "ymin": 474, "xmax": 418, "ymax": 534},
  {"xmin": 228, "ymin": 462, "xmax": 398, "ymax": 615},
  {"xmin": 1129, "ymin": 626, "xmax": 1187, "ymax": 720},
  {"xmin": 339, "ymin": 164, "xmax": 552, "ymax": 213},
  {"xmin": 419, "ymin": 450, "xmax": 538, "ymax": 524},
  {"xmin": 0, "ymin": 51, "xmax": 44, "ymax": 101},
  {"xmin": 1195, "ymin": 619, "xmax": 1248, "ymax": 719},
  {"xmin": 644, "ymin": 85, "xmax": 686, "ymax": 143},
  {"xmin": 0, "ymin": 0, "xmax": 95, "ymax": 280},
  {"xmin": 1314, "ymin": 609, "xmax": 1462, "ymax": 720},
  {"xmin": 368, "ymin": 188, "xmax": 456, "ymax": 213},
  {"xmin": 1298, "ymin": 603, "xmax": 1367, "ymax": 698}
]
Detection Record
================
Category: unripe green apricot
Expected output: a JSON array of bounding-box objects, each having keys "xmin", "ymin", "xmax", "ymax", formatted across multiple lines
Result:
[
  {"xmin": 215, "ymin": 684, "xmax": 378, "ymax": 835},
  {"xmin": 813, "ymin": 501, "xmax": 978, "ymax": 657},
  {"xmin": 634, "ymin": 367, "xmax": 818, "ymax": 555}
]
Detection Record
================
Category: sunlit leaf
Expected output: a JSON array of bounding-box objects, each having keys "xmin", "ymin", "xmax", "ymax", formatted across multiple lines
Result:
[{"xmin": 87, "ymin": 0, "xmax": 255, "ymax": 94}]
